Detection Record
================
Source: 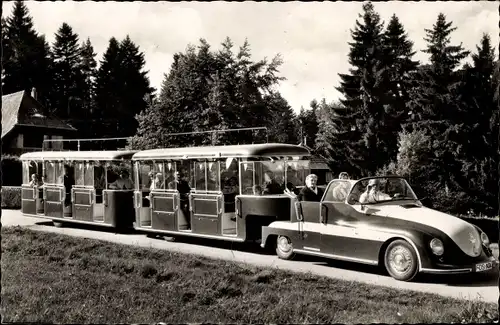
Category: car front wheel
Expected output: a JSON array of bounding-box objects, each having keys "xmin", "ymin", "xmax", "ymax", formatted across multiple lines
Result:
[
  {"xmin": 276, "ymin": 235, "xmax": 295, "ymax": 260},
  {"xmin": 384, "ymin": 239, "xmax": 419, "ymax": 281}
]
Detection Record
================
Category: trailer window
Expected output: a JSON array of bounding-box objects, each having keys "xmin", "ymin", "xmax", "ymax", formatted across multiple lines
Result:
[
  {"xmin": 162, "ymin": 161, "xmax": 175, "ymax": 189},
  {"xmin": 55, "ymin": 163, "xmax": 65, "ymax": 185},
  {"xmin": 255, "ymin": 160, "xmax": 285, "ymax": 195},
  {"xmin": 44, "ymin": 162, "xmax": 55, "ymax": 184},
  {"xmin": 240, "ymin": 162, "xmax": 255, "ymax": 195},
  {"xmin": 194, "ymin": 160, "xmax": 220, "ymax": 192},
  {"xmin": 195, "ymin": 161, "xmax": 206, "ymax": 191},
  {"xmin": 286, "ymin": 160, "xmax": 309, "ymax": 191},
  {"xmin": 94, "ymin": 164, "xmax": 106, "ymax": 189},
  {"xmin": 22, "ymin": 161, "xmax": 29, "ymax": 185},
  {"xmin": 137, "ymin": 161, "xmax": 153, "ymax": 190},
  {"xmin": 221, "ymin": 157, "xmax": 239, "ymax": 195},
  {"xmin": 75, "ymin": 162, "xmax": 85, "ymax": 186},
  {"xmin": 84, "ymin": 162, "xmax": 94, "ymax": 186},
  {"xmin": 175, "ymin": 160, "xmax": 193, "ymax": 189},
  {"xmin": 207, "ymin": 160, "xmax": 220, "ymax": 191}
]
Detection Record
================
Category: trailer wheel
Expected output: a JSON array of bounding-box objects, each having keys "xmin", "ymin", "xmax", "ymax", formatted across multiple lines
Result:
[
  {"xmin": 53, "ymin": 221, "xmax": 64, "ymax": 228},
  {"xmin": 276, "ymin": 235, "xmax": 295, "ymax": 260}
]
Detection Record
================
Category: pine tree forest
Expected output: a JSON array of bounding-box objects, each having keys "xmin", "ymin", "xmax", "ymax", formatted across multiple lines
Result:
[{"xmin": 2, "ymin": 1, "xmax": 498, "ymax": 217}]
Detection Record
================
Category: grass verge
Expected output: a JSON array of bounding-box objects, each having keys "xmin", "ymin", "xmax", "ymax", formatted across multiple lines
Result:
[{"xmin": 1, "ymin": 226, "xmax": 498, "ymax": 324}]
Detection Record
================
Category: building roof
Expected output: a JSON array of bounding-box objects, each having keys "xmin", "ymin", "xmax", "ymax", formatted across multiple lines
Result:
[
  {"xmin": 296, "ymin": 142, "xmax": 330, "ymax": 170},
  {"xmin": 1, "ymin": 90, "xmax": 76, "ymax": 139},
  {"xmin": 20, "ymin": 150, "xmax": 138, "ymax": 161},
  {"xmin": 133, "ymin": 143, "xmax": 311, "ymax": 160},
  {"xmin": 310, "ymin": 156, "xmax": 330, "ymax": 170}
]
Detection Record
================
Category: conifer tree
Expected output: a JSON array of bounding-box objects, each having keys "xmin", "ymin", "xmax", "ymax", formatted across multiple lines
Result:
[
  {"xmin": 406, "ymin": 13, "xmax": 470, "ymax": 212},
  {"xmin": 51, "ymin": 22, "xmax": 84, "ymax": 118},
  {"xmin": 335, "ymin": 2, "xmax": 386, "ymax": 175},
  {"xmin": 2, "ymin": 0, "xmax": 53, "ymax": 108}
]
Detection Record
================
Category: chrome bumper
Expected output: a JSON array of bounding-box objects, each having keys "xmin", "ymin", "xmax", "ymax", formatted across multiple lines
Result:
[{"xmin": 420, "ymin": 257, "xmax": 498, "ymax": 275}]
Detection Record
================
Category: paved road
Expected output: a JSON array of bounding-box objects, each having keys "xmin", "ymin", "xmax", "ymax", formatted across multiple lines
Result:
[{"xmin": 2, "ymin": 209, "xmax": 499, "ymax": 303}]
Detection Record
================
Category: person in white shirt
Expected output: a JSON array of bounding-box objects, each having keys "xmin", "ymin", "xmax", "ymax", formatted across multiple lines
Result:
[{"xmin": 359, "ymin": 179, "xmax": 391, "ymax": 203}]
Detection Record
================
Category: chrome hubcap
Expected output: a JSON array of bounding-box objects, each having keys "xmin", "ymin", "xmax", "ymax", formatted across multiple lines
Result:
[
  {"xmin": 277, "ymin": 236, "xmax": 292, "ymax": 253},
  {"xmin": 389, "ymin": 246, "xmax": 413, "ymax": 274}
]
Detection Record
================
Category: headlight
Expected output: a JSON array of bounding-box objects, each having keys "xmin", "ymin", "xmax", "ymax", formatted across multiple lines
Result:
[
  {"xmin": 430, "ymin": 238, "xmax": 444, "ymax": 256},
  {"xmin": 480, "ymin": 232, "xmax": 490, "ymax": 246}
]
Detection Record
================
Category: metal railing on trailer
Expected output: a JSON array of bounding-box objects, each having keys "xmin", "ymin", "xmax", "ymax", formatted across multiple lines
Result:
[{"xmin": 42, "ymin": 127, "xmax": 269, "ymax": 152}]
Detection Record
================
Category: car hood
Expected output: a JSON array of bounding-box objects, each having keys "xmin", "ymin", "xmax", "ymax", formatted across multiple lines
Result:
[{"xmin": 372, "ymin": 205, "xmax": 482, "ymax": 257}]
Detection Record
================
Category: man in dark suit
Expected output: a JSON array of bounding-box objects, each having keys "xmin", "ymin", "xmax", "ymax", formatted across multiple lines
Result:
[
  {"xmin": 297, "ymin": 174, "xmax": 324, "ymax": 202},
  {"xmin": 61, "ymin": 165, "xmax": 75, "ymax": 206}
]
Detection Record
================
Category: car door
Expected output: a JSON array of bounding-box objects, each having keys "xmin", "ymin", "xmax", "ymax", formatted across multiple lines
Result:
[
  {"xmin": 319, "ymin": 180, "xmax": 355, "ymax": 256},
  {"xmin": 298, "ymin": 200, "xmax": 322, "ymax": 252}
]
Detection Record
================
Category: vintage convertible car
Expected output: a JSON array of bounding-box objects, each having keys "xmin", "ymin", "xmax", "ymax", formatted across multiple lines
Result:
[{"xmin": 261, "ymin": 176, "xmax": 498, "ymax": 281}]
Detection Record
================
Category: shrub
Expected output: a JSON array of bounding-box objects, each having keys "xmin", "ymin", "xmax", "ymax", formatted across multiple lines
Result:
[
  {"xmin": 1, "ymin": 156, "xmax": 22, "ymax": 186},
  {"xmin": 1, "ymin": 186, "xmax": 22, "ymax": 209}
]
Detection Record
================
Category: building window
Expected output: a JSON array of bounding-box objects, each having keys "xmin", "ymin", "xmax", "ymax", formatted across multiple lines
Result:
[{"xmin": 24, "ymin": 133, "xmax": 45, "ymax": 149}]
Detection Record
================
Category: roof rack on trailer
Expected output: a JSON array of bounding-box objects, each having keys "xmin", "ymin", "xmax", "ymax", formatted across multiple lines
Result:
[
  {"xmin": 42, "ymin": 127, "xmax": 269, "ymax": 151},
  {"xmin": 42, "ymin": 137, "xmax": 131, "ymax": 152}
]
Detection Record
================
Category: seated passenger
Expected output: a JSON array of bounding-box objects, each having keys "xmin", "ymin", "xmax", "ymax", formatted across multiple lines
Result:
[
  {"xmin": 297, "ymin": 174, "xmax": 324, "ymax": 202},
  {"xmin": 109, "ymin": 170, "xmax": 134, "ymax": 190},
  {"xmin": 253, "ymin": 185, "xmax": 262, "ymax": 196},
  {"xmin": 168, "ymin": 171, "xmax": 191, "ymax": 195},
  {"xmin": 262, "ymin": 171, "xmax": 283, "ymax": 195},
  {"xmin": 29, "ymin": 174, "xmax": 40, "ymax": 187},
  {"xmin": 339, "ymin": 172, "xmax": 350, "ymax": 180},
  {"xmin": 330, "ymin": 182, "xmax": 349, "ymax": 202},
  {"xmin": 359, "ymin": 179, "xmax": 391, "ymax": 204},
  {"xmin": 150, "ymin": 173, "xmax": 163, "ymax": 190}
]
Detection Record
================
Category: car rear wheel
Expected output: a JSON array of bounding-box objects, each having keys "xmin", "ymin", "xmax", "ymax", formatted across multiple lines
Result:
[
  {"xmin": 276, "ymin": 235, "xmax": 295, "ymax": 260},
  {"xmin": 384, "ymin": 240, "xmax": 419, "ymax": 282}
]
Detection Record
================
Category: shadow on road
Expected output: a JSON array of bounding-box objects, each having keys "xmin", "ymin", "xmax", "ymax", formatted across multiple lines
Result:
[{"xmin": 33, "ymin": 220, "xmax": 500, "ymax": 287}]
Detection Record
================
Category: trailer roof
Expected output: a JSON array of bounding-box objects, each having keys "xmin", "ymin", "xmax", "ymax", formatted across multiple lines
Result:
[
  {"xmin": 132, "ymin": 143, "xmax": 311, "ymax": 160},
  {"xmin": 20, "ymin": 150, "xmax": 138, "ymax": 161}
]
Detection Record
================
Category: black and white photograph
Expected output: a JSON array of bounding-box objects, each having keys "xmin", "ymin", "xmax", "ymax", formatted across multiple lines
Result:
[{"xmin": 1, "ymin": 0, "xmax": 499, "ymax": 323}]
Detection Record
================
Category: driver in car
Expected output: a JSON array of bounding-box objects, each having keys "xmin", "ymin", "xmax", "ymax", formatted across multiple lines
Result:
[{"xmin": 359, "ymin": 179, "xmax": 391, "ymax": 203}]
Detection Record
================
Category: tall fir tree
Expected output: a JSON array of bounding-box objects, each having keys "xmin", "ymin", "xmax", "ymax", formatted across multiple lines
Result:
[
  {"xmin": 115, "ymin": 35, "xmax": 154, "ymax": 137},
  {"xmin": 50, "ymin": 22, "xmax": 84, "ymax": 118},
  {"xmin": 315, "ymin": 99, "xmax": 359, "ymax": 176},
  {"xmin": 335, "ymin": 1, "xmax": 386, "ymax": 175},
  {"xmin": 95, "ymin": 37, "xmax": 121, "ymax": 123},
  {"xmin": 2, "ymin": 0, "xmax": 53, "ymax": 108},
  {"xmin": 80, "ymin": 38, "xmax": 98, "ymax": 117},
  {"xmin": 377, "ymin": 14, "xmax": 420, "ymax": 163},
  {"xmin": 406, "ymin": 13, "xmax": 470, "ymax": 212},
  {"xmin": 457, "ymin": 34, "xmax": 498, "ymax": 215},
  {"xmin": 263, "ymin": 92, "xmax": 297, "ymax": 144},
  {"xmin": 295, "ymin": 100, "xmax": 319, "ymax": 147}
]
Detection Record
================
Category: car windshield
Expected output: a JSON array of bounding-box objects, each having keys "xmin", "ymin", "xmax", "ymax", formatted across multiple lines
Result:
[{"xmin": 347, "ymin": 177, "xmax": 418, "ymax": 205}]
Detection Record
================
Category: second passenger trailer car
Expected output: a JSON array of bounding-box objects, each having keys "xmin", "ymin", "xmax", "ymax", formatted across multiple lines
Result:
[{"xmin": 131, "ymin": 143, "xmax": 311, "ymax": 242}]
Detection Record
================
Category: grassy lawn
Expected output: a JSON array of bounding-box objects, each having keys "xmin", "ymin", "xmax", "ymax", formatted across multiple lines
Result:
[{"xmin": 1, "ymin": 227, "xmax": 498, "ymax": 324}]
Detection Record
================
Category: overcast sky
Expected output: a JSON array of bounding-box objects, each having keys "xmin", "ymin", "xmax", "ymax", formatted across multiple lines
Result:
[{"xmin": 2, "ymin": 1, "xmax": 498, "ymax": 113}]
